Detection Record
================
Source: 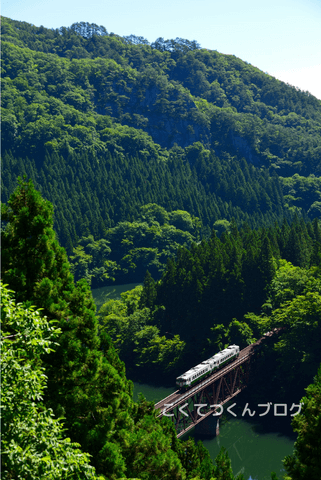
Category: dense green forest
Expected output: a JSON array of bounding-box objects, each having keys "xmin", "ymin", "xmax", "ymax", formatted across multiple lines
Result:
[
  {"xmin": 2, "ymin": 15, "xmax": 321, "ymax": 480},
  {"xmin": 2, "ymin": 180, "xmax": 321, "ymax": 480},
  {"xmin": 2, "ymin": 179, "xmax": 249, "ymax": 480},
  {"xmin": 2, "ymin": 16, "xmax": 321, "ymax": 263},
  {"xmin": 69, "ymin": 204, "xmax": 201, "ymax": 287},
  {"xmin": 100, "ymin": 216, "xmax": 321, "ymax": 386}
]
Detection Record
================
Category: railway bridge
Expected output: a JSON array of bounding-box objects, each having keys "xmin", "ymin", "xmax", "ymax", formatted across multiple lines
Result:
[{"xmin": 154, "ymin": 333, "xmax": 275, "ymax": 438}]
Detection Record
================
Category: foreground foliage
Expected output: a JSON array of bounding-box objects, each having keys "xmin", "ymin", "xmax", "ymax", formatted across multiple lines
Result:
[{"xmin": 1, "ymin": 283, "xmax": 102, "ymax": 480}]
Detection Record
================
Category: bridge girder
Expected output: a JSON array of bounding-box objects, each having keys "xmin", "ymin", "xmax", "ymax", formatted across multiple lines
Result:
[{"xmin": 156, "ymin": 357, "xmax": 253, "ymax": 437}]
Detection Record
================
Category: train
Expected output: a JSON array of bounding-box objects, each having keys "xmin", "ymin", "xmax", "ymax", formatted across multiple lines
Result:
[{"xmin": 176, "ymin": 344, "xmax": 240, "ymax": 390}]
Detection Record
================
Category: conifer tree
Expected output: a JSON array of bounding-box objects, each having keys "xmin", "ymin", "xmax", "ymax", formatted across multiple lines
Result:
[
  {"xmin": 1, "ymin": 178, "xmax": 134, "ymax": 473},
  {"xmin": 139, "ymin": 269, "xmax": 157, "ymax": 309},
  {"xmin": 312, "ymin": 218, "xmax": 321, "ymax": 265},
  {"xmin": 2, "ymin": 177, "xmax": 74, "ymax": 307}
]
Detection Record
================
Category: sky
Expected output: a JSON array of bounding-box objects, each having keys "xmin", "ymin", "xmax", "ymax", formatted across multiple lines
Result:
[{"xmin": 2, "ymin": 0, "xmax": 321, "ymax": 99}]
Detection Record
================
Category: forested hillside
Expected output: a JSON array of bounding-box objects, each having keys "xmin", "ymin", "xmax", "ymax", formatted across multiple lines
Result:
[
  {"xmin": 2, "ymin": 15, "xmax": 321, "ymax": 480},
  {"xmin": 2, "ymin": 16, "xmax": 321, "ymax": 261},
  {"xmin": 100, "ymin": 215, "xmax": 321, "ymax": 383}
]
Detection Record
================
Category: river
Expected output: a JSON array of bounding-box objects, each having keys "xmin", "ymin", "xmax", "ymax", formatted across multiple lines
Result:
[
  {"xmin": 131, "ymin": 382, "xmax": 296, "ymax": 480},
  {"xmin": 92, "ymin": 283, "xmax": 296, "ymax": 480},
  {"xmin": 91, "ymin": 282, "xmax": 142, "ymax": 311}
]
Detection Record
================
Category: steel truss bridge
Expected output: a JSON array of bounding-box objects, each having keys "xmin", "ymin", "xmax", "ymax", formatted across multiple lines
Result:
[{"xmin": 155, "ymin": 333, "xmax": 274, "ymax": 438}]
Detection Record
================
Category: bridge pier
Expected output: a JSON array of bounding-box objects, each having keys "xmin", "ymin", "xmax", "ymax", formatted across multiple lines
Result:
[{"xmin": 194, "ymin": 414, "xmax": 222, "ymax": 437}]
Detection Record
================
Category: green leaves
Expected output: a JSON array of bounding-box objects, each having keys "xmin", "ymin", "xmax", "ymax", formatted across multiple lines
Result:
[
  {"xmin": 133, "ymin": 325, "xmax": 185, "ymax": 372},
  {"xmin": 251, "ymin": 259, "xmax": 321, "ymax": 395},
  {"xmin": 272, "ymin": 290, "xmax": 321, "ymax": 384},
  {"xmin": 226, "ymin": 319, "xmax": 255, "ymax": 348},
  {"xmin": 212, "ymin": 447, "xmax": 236, "ymax": 480},
  {"xmin": 283, "ymin": 366, "xmax": 321, "ymax": 480},
  {"xmin": 98, "ymin": 286, "xmax": 185, "ymax": 378},
  {"xmin": 1, "ymin": 283, "xmax": 100, "ymax": 480},
  {"xmin": 68, "ymin": 206, "xmax": 198, "ymax": 287},
  {"xmin": 2, "ymin": 177, "xmax": 75, "ymax": 311}
]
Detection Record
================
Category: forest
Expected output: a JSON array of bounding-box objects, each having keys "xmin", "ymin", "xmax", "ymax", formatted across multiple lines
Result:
[
  {"xmin": 1, "ymin": 15, "xmax": 321, "ymax": 480},
  {"xmin": 2, "ymin": 179, "xmax": 321, "ymax": 480},
  {"xmin": 2, "ymin": 179, "xmax": 250, "ymax": 480},
  {"xmin": 2, "ymin": 17, "xmax": 321, "ymax": 259}
]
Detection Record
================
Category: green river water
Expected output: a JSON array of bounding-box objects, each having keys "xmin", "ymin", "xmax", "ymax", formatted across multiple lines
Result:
[
  {"xmin": 92, "ymin": 284, "xmax": 296, "ymax": 480},
  {"xmin": 91, "ymin": 282, "xmax": 142, "ymax": 310}
]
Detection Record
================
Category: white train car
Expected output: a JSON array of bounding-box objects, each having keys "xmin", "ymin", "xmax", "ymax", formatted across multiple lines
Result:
[{"xmin": 176, "ymin": 344, "xmax": 240, "ymax": 390}]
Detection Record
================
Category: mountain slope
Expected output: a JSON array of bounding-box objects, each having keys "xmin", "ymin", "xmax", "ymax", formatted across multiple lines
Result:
[
  {"xmin": 2, "ymin": 17, "xmax": 321, "ymax": 254},
  {"xmin": 2, "ymin": 16, "xmax": 321, "ymax": 175}
]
